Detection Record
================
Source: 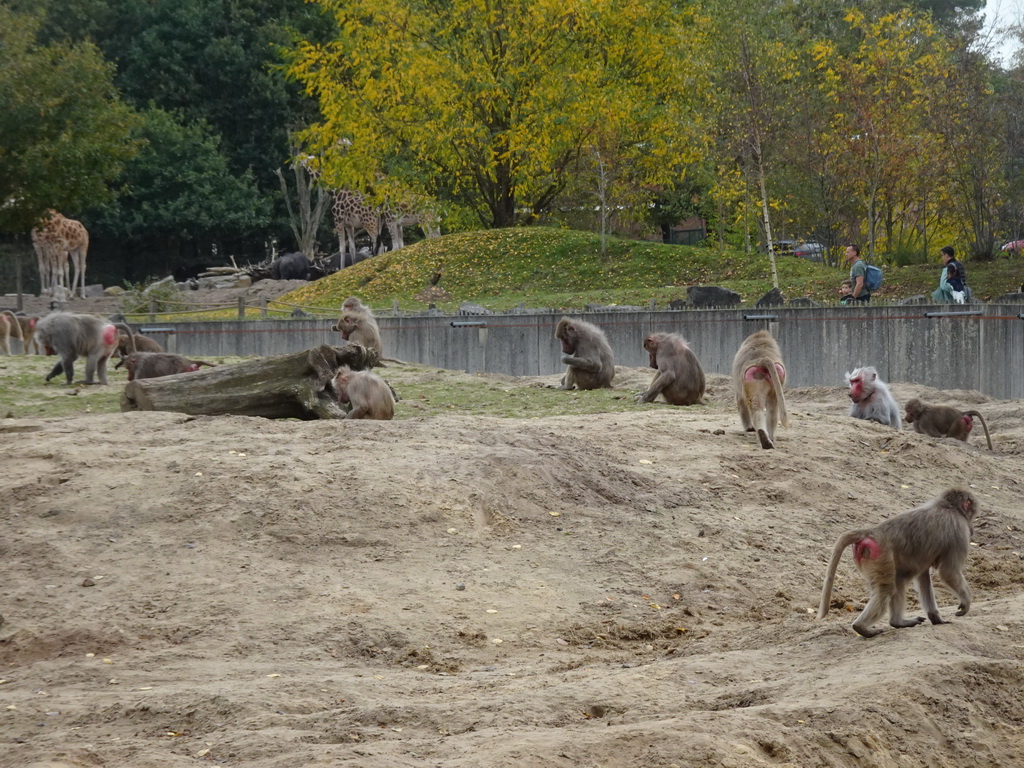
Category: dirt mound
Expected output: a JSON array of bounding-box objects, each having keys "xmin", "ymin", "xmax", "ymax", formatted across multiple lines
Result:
[{"xmin": 2, "ymin": 370, "xmax": 1024, "ymax": 766}]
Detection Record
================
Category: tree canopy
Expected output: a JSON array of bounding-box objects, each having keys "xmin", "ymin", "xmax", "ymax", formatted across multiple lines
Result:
[{"xmin": 0, "ymin": 6, "xmax": 139, "ymax": 233}]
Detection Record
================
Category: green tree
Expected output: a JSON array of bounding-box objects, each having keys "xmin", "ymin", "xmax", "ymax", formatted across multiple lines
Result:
[
  {"xmin": 0, "ymin": 6, "xmax": 139, "ymax": 233},
  {"xmin": 288, "ymin": 0, "xmax": 700, "ymax": 229}
]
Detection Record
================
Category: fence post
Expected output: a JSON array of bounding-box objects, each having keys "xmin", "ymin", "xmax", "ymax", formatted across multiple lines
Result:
[
  {"xmin": 260, "ymin": 297, "xmax": 268, "ymax": 319},
  {"xmin": 237, "ymin": 297, "xmax": 245, "ymax": 320},
  {"xmin": 149, "ymin": 298, "xmax": 156, "ymax": 322}
]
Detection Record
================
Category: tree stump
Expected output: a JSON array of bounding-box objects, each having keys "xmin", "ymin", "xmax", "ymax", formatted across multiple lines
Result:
[{"xmin": 120, "ymin": 344, "xmax": 377, "ymax": 419}]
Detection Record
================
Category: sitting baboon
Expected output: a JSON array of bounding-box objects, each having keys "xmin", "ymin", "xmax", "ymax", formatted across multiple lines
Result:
[
  {"xmin": 554, "ymin": 317, "xmax": 615, "ymax": 390},
  {"xmin": 635, "ymin": 332, "xmax": 705, "ymax": 405},
  {"xmin": 331, "ymin": 366, "xmax": 395, "ymax": 420}
]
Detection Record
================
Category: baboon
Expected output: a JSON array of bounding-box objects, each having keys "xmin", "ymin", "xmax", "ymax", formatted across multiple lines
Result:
[
  {"xmin": 5, "ymin": 312, "xmax": 40, "ymax": 355},
  {"xmin": 333, "ymin": 309, "xmax": 382, "ymax": 358},
  {"xmin": 331, "ymin": 366, "xmax": 395, "ymax": 420},
  {"xmin": 904, "ymin": 398, "xmax": 993, "ymax": 450},
  {"xmin": 847, "ymin": 366, "xmax": 901, "ymax": 430},
  {"xmin": 731, "ymin": 330, "xmax": 788, "ymax": 449},
  {"xmin": 554, "ymin": 317, "xmax": 615, "ymax": 390},
  {"xmin": 115, "ymin": 351, "xmax": 215, "ymax": 381},
  {"xmin": 817, "ymin": 488, "xmax": 978, "ymax": 638},
  {"xmin": 116, "ymin": 331, "xmax": 163, "ymax": 358},
  {"xmin": 0, "ymin": 311, "xmax": 22, "ymax": 355},
  {"xmin": 635, "ymin": 332, "xmax": 705, "ymax": 405},
  {"xmin": 35, "ymin": 313, "xmax": 133, "ymax": 385}
]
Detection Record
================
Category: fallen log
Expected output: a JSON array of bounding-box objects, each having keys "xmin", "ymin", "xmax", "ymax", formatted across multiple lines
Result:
[{"xmin": 120, "ymin": 344, "xmax": 377, "ymax": 419}]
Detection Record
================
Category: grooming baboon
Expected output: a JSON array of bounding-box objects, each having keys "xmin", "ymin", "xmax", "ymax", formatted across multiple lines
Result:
[
  {"xmin": 0, "ymin": 311, "xmax": 22, "ymax": 355},
  {"xmin": 817, "ymin": 488, "xmax": 978, "ymax": 638},
  {"xmin": 847, "ymin": 366, "xmax": 901, "ymax": 430},
  {"xmin": 904, "ymin": 398, "xmax": 993, "ymax": 450},
  {"xmin": 115, "ymin": 351, "xmax": 216, "ymax": 381},
  {"xmin": 35, "ymin": 313, "xmax": 133, "ymax": 385},
  {"xmin": 116, "ymin": 331, "xmax": 163, "ymax": 358},
  {"xmin": 554, "ymin": 317, "xmax": 615, "ymax": 390},
  {"xmin": 731, "ymin": 330, "xmax": 789, "ymax": 449},
  {"xmin": 635, "ymin": 332, "xmax": 705, "ymax": 405},
  {"xmin": 331, "ymin": 366, "xmax": 395, "ymax": 420}
]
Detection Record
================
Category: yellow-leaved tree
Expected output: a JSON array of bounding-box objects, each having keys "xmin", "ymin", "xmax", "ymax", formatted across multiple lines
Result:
[{"xmin": 286, "ymin": 0, "xmax": 703, "ymax": 229}]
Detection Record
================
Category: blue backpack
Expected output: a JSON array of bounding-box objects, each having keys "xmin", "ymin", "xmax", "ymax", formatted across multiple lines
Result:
[{"xmin": 864, "ymin": 264, "xmax": 883, "ymax": 292}]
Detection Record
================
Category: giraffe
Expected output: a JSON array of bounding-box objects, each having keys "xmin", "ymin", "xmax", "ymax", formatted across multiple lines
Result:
[
  {"xmin": 31, "ymin": 210, "xmax": 89, "ymax": 298},
  {"xmin": 381, "ymin": 199, "xmax": 442, "ymax": 252},
  {"xmin": 330, "ymin": 190, "xmax": 381, "ymax": 267}
]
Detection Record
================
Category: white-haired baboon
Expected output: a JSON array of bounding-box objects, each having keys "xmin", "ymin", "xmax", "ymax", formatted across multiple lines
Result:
[
  {"xmin": 331, "ymin": 366, "xmax": 395, "ymax": 420},
  {"xmin": 115, "ymin": 351, "xmax": 215, "ymax": 381},
  {"xmin": 35, "ymin": 313, "xmax": 133, "ymax": 385},
  {"xmin": 847, "ymin": 366, "xmax": 901, "ymax": 430},
  {"xmin": 904, "ymin": 398, "xmax": 993, "ymax": 450},
  {"xmin": 635, "ymin": 332, "xmax": 705, "ymax": 405},
  {"xmin": 731, "ymin": 330, "xmax": 788, "ymax": 449},
  {"xmin": 554, "ymin": 317, "xmax": 615, "ymax": 390},
  {"xmin": 817, "ymin": 488, "xmax": 978, "ymax": 638}
]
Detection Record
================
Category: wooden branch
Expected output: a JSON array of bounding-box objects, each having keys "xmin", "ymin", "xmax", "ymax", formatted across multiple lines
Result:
[{"xmin": 120, "ymin": 344, "xmax": 378, "ymax": 420}]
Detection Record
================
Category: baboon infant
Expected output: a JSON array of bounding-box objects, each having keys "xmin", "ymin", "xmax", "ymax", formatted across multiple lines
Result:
[
  {"xmin": 554, "ymin": 317, "xmax": 615, "ymax": 390},
  {"xmin": 817, "ymin": 488, "xmax": 978, "ymax": 638},
  {"xmin": 635, "ymin": 332, "xmax": 705, "ymax": 405},
  {"xmin": 731, "ymin": 330, "xmax": 788, "ymax": 449},
  {"xmin": 904, "ymin": 398, "xmax": 993, "ymax": 450}
]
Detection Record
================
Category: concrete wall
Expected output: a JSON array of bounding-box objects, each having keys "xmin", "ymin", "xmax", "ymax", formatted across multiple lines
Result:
[{"xmin": 136, "ymin": 304, "xmax": 1024, "ymax": 398}]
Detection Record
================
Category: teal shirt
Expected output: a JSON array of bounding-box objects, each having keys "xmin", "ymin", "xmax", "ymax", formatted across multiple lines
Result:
[{"xmin": 850, "ymin": 259, "xmax": 869, "ymax": 296}]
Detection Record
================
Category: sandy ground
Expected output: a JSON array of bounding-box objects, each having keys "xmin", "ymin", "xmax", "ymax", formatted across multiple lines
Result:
[{"xmin": 2, "ymin": 364, "xmax": 1024, "ymax": 768}]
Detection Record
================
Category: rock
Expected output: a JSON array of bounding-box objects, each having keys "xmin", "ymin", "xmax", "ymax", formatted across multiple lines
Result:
[
  {"xmin": 686, "ymin": 285, "xmax": 741, "ymax": 308},
  {"xmin": 755, "ymin": 287, "xmax": 785, "ymax": 307},
  {"xmin": 458, "ymin": 302, "xmax": 493, "ymax": 316},
  {"xmin": 668, "ymin": 299, "xmax": 689, "ymax": 310},
  {"xmin": 104, "ymin": 286, "xmax": 125, "ymax": 296}
]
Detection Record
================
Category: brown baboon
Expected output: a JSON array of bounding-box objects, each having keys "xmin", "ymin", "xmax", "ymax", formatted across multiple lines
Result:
[
  {"xmin": 635, "ymin": 332, "xmax": 705, "ymax": 405},
  {"xmin": 35, "ymin": 313, "xmax": 133, "ymax": 385},
  {"xmin": 731, "ymin": 330, "xmax": 788, "ymax": 449},
  {"xmin": 331, "ymin": 366, "xmax": 395, "ymax": 420},
  {"xmin": 7, "ymin": 313, "xmax": 41, "ymax": 355},
  {"xmin": 847, "ymin": 366, "xmax": 901, "ymax": 430},
  {"xmin": 554, "ymin": 317, "xmax": 615, "ymax": 390},
  {"xmin": 334, "ymin": 310, "xmax": 382, "ymax": 358},
  {"xmin": 817, "ymin": 488, "xmax": 978, "ymax": 638},
  {"xmin": 0, "ymin": 311, "xmax": 22, "ymax": 355},
  {"xmin": 115, "ymin": 351, "xmax": 216, "ymax": 381},
  {"xmin": 116, "ymin": 332, "xmax": 163, "ymax": 358},
  {"xmin": 904, "ymin": 398, "xmax": 993, "ymax": 450}
]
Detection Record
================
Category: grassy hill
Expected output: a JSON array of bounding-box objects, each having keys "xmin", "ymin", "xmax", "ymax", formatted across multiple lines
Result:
[{"xmin": 284, "ymin": 228, "xmax": 1023, "ymax": 312}]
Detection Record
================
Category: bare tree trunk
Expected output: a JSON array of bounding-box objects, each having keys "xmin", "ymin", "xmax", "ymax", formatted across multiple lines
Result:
[
  {"xmin": 121, "ymin": 344, "xmax": 377, "ymax": 420},
  {"xmin": 277, "ymin": 157, "xmax": 331, "ymax": 259}
]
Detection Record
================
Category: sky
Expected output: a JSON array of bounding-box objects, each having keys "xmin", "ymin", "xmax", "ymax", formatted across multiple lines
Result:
[{"xmin": 983, "ymin": 0, "xmax": 1023, "ymax": 67}]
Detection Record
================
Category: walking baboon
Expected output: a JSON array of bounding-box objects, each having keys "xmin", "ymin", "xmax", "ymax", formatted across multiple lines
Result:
[
  {"xmin": 0, "ymin": 311, "xmax": 22, "ymax": 355},
  {"xmin": 904, "ymin": 398, "xmax": 993, "ymax": 450},
  {"xmin": 5, "ymin": 312, "xmax": 40, "ymax": 355},
  {"xmin": 331, "ymin": 366, "xmax": 395, "ymax": 420},
  {"xmin": 847, "ymin": 366, "xmax": 901, "ymax": 429},
  {"xmin": 817, "ymin": 488, "xmax": 978, "ymax": 638},
  {"xmin": 554, "ymin": 317, "xmax": 615, "ymax": 390},
  {"xmin": 115, "ymin": 351, "xmax": 215, "ymax": 381},
  {"xmin": 731, "ymin": 330, "xmax": 788, "ymax": 449},
  {"xmin": 35, "ymin": 313, "xmax": 132, "ymax": 385},
  {"xmin": 635, "ymin": 332, "xmax": 705, "ymax": 405}
]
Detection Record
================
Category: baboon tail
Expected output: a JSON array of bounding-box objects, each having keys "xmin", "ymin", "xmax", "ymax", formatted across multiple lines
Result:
[
  {"xmin": 817, "ymin": 530, "xmax": 868, "ymax": 619},
  {"xmin": 2, "ymin": 310, "xmax": 22, "ymax": 340},
  {"xmin": 965, "ymin": 410, "xmax": 994, "ymax": 451}
]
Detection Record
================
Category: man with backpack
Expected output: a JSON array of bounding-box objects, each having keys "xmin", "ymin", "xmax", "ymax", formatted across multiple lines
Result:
[{"xmin": 842, "ymin": 245, "xmax": 872, "ymax": 303}]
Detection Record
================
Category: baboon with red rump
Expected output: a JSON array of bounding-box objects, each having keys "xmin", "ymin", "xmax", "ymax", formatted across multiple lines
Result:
[
  {"xmin": 115, "ymin": 351, "xmax": 216, "ymax": 381},
  {"xmin": 731, "ymin": 330, "xmax": 788, "ymax": 449},
  {"xmin": 635, "ymin": 332, "xmax": 705, "ymax": 405},
  {"xmin": 554, "ymin": 317, "xmax": 615, "ymax": 390},
  {"xmin": 4, "ymin": 312, "xmax": 41, "ymax": 355},
  {"xmin": 35, "ymin": 313, "xmax": 134, "ymax": 385},
  {"xmin": 817, "ymin": 488, "xmax": 978, "ymax": 638},
  {"xmin": 331, "ymin": 366, "xmax": 395, "ymax": 420},
  {"xmin": 904, "ymin": 398, "xmax": 993, "ymax": 450}
]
